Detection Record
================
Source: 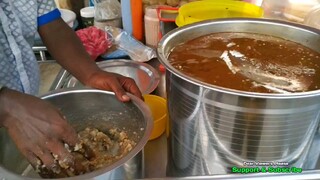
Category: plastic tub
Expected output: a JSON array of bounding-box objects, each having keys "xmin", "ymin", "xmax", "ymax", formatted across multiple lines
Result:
[
  {"xmin": 143, "ymin": 95, "xmax": 168, "ymax": 140},
  {"xmin": 175, "ymin": 0, "xmax": 264, "ymax": 26},
  {"xmin": 59, "ymin": 9, "xmax": 76, "ymax": 28}
]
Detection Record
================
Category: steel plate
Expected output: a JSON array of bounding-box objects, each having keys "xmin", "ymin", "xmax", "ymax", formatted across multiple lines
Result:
[{"xmin": 66, "ymin": 59, "xmax": 160, "ymax": 94}]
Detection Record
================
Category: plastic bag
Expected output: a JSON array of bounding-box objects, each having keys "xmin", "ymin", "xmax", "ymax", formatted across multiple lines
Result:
[
  {"xmin": 76, "ymin": 26, "xmax": 113, "ymax": 60},
  {"xmin": 105, "ymin": 26, "xmax": 157, "ymax": 62},
  {"xmin": 94, "ymin": 0, "xmax": 121, "ymax": 20}
]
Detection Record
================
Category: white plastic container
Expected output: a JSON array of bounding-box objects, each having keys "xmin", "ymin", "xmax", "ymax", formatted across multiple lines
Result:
[
  {"xmin": 59, "ymin": 9, "xmax": 76, "ymax": 28},
  {"xmin": 144, "ymin": 6, "xmax": 160, "ymax": 48}
]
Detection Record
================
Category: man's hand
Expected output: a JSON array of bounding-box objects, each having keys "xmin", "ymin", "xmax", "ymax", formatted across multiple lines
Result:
[
  {"xmin": 0, "ymin": 88, "xmax": 78, "ymax": 170},
  {"xmin": 85, "ymin": 70, "xmax": 143, "ymax": 102},
  {"xmin": 39, "ymin": 18, "xmax": 143, "ymax": 101}
]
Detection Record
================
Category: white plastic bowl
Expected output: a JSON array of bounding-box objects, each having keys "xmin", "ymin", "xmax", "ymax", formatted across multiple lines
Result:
[{"xmin": 59, "ymin": 8, "xmax": 76, "ymax": 28}]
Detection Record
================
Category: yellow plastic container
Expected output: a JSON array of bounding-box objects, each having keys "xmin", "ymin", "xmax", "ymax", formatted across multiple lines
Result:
[
  {"xmin": 143, "ymin": 95, "xmax": 168, "ymax": 140},
  {"xmin": 176, "ymin": 0, "xmax": 264, "ymax": 27}
]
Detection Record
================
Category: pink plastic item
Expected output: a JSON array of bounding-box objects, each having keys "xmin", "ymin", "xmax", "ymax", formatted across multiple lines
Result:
[{"xmin": 76, "ymin": 26, "xmax": 112, "ymax": 60}]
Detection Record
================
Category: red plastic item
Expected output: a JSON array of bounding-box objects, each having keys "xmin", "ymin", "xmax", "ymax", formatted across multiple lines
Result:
[
  {"xmin": 76, "ymin": 26, "xmax": 111, "ymax": 60},
  {"xmin": 156, "ymin": 6, "xmax": 179, "ymax": 39},
  {"xmin": 156, "ymin": 6, "xmax": 179, "ymax": 22},
  {"xmin": 159, "ymin": 64, "xmax": 166, "ymax": 73}
]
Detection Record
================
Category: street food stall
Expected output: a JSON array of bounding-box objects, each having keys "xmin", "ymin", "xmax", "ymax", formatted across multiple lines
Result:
[{"xmin": 0, "ymin": 0, "xmax": 320, "ymax": 179}]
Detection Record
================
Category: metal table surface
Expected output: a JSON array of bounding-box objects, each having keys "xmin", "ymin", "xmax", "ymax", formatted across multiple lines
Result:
[{"xmin": 144, "ymin": 135, "xmax": 320, "ymax": 180}]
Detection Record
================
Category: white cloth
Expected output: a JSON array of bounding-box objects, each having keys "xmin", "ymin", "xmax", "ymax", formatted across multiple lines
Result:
[{"xmin": 0, "ymin": 0, "xmax": 58, "ymax": 95}]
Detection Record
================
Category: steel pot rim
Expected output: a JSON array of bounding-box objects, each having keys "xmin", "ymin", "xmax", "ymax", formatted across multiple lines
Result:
[{"xmin": 157, "ymin": 18, "xmax": 320, "ymax": 99}]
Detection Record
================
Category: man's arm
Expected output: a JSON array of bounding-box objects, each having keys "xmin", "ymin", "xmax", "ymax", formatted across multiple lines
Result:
[
  {"xmin": 38, "ymin": 18, "xmax": 99, "ymax": 86},
  {"xmin": 38, "ymin": 18, "xmax": 142, "ymax": 101}
]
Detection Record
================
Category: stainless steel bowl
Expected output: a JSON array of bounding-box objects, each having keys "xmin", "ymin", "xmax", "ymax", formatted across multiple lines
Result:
[
  {"xmin": 65, "ymin": 60, "xmax": 160, "ymax": 95},
  {"xmin": 0, "ymin": 88, "xmax": 153, "ymax": 179},
  {"xmin": 158, "ymin": 18, "xmax": 320, "ymax": 176}
]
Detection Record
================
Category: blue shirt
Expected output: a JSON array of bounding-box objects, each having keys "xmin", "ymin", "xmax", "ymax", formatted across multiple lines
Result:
[{"xmin": 0, "ymin": 0, "xmax": 61, "ymax": 95}]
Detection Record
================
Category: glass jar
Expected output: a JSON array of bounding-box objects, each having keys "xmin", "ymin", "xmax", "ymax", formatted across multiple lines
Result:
[{"xmin": 80, "ymin": 7, "xmax": 95, "ymax": 27}]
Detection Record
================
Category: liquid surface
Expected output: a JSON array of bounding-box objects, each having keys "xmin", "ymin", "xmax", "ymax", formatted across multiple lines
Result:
[{"xmin": 169, "ymin": 33, "xmax": 320, "ymax": 93}]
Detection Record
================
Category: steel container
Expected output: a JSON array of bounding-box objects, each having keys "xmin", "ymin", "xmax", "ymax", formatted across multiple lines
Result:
[
  {"xmin": 0, "ymin": 88, "xmax": 153, "ymax": 179},
  {"xmin": 157, "ymin": 19, "xmax": 320, "ymax": 176},
  {"xmin": 65, "ymin": 60, "xmax": 160, "ymax": 95}
]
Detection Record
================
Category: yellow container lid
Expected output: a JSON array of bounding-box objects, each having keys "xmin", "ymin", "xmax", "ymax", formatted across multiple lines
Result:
[{"xmin": 176, "ymin": 0, "xmax": 264, "ymax": 27}]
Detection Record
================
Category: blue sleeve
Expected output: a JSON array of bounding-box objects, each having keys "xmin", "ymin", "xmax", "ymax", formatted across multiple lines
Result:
[{"xmin": 37, "ymin": 8, "xmax": 61, "ymax": 27}]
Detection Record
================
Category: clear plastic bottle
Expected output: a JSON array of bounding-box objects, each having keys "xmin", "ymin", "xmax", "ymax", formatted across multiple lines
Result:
[
  {"xmin": 283, "ymin": 0, "xmax": 319, "ymax": 23},
  {"xmin": 262, "ymin": 0, "xmax": 320, "ymax": 23},
  {"xmin": 121, "ymin": 0, "xmax": 133, "ymax": 34},
  {"xmin": 304, "ymin": 5, "xmax": 320, "ymax": 29}
]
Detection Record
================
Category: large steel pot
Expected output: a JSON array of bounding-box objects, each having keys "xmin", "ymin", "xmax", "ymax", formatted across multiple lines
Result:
[
  {"xmin": 0, "ymin": 88, "xmax": 153, "ymax": 179},
  {"xmin": 157, "ymin": 18, "xmax": 320, "ymax": 176}
]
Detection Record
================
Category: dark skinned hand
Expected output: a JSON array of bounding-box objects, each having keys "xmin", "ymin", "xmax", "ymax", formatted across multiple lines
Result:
[
  {"xmin": 38, "ymin": 18, "xmax": 143, "ymax": 102},
  {"xmin": 84, "ymin": 70, "xmax": 143, "ymax": 102},
  {"xmin": 0, "ymin": 88, "xmax": 78, "ymax": 171}
]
